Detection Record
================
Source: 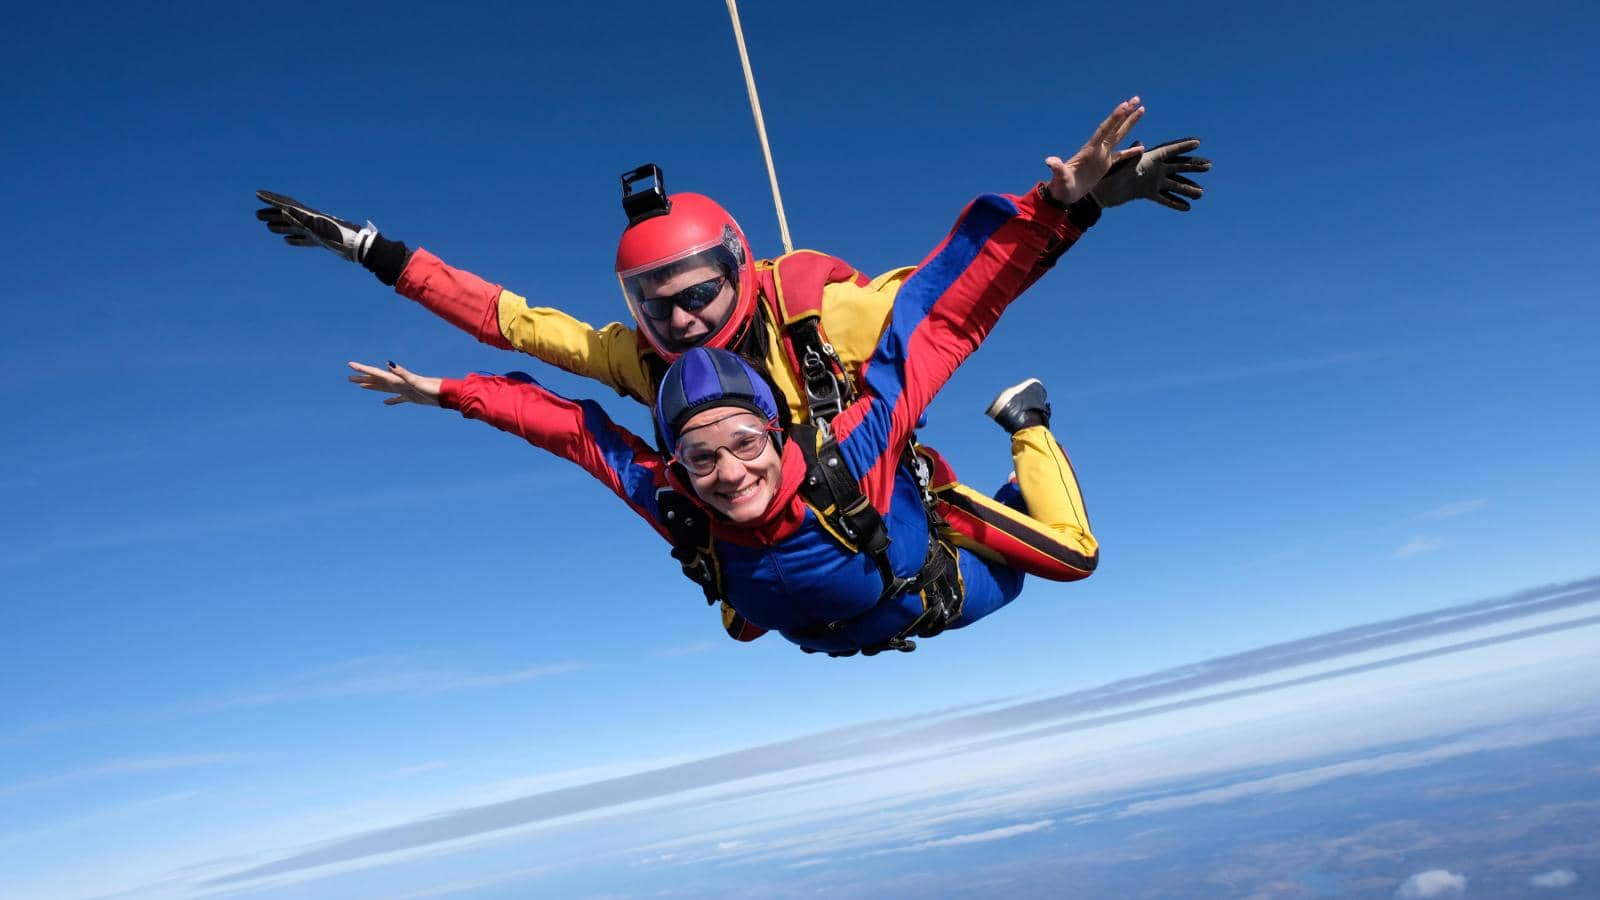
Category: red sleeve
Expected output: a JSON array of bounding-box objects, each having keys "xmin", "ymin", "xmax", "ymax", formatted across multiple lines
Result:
[
  {"xmin": 395, "ymin": 250, "xmax": 514, "ymax": 350},
  {"xmin": 831, "ymin": 187, "xmax": 1069, "ymax": 508},
  {"xmin": 1018, "ymin": 187, "xmax": 1101, "ymax": 294},
  {"xmin": 439, "ymin": 375, "xmax": 673, "ymax": 541}
]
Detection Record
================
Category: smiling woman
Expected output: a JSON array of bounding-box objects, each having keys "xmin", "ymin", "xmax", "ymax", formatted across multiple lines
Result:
[
  {"xmin": 674, "ymin": 411, "xmax": 782, "ymax": 522},
  {"xmin": 654, "ymin": 352, "xmax": 785, "ymax": 523}
]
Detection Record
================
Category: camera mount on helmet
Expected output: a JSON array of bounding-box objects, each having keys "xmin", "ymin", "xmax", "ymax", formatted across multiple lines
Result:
[{"xmin": 621, "ymin": 163, "xmax": 671, "ymax": 226}]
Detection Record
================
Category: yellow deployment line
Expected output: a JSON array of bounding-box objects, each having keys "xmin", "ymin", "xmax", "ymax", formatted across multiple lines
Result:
[{"xmin": 725, "ymin": 0, "xmax": 794, "ymax": 254}]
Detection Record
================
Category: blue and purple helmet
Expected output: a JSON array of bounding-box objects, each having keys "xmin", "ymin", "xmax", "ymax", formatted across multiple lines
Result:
[{"xmin": 655, "ymin": 347, "xmax": 780, "ymax": 456}]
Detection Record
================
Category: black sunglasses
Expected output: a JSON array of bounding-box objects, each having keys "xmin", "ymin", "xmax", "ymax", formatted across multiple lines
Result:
[{"xmin": 640, "ymin": 275, "xmax": 728, "ymax": 321}]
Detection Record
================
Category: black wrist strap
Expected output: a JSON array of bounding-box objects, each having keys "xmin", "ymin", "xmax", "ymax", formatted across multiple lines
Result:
[
  {"xmin": 1034, "ymin": 183, "xmax": 1102, "ymax": 230},
  {"xmin": 1067, "ymin": 193, "xmax": 1102, "ymax": 231},
  {"xmin": 363, "ymin": 234, "xmax": 411, "ymax": 286}
]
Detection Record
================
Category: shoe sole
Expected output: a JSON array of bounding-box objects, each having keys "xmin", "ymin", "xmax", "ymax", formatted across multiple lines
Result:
[{"xmin": 985, "ymin": 378, "xmax": 1043, "ymax": 420}]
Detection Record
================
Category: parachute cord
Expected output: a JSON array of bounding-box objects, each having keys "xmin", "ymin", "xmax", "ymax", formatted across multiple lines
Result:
[{"xmin": 725, "ymin": 0, "xmax": 794, "ymax": 254}]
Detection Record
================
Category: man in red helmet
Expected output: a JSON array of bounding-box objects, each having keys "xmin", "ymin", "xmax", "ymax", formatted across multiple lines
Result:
[
  {"xmin": 614, "ymin": 189, "xmax": 756, "ymax": 358},
  {"xmin": 257, "ymin": 98, "xmax": 1208, "ymax": 621}
]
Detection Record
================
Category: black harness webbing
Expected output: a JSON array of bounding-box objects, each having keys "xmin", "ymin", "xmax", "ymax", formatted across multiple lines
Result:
[
  {"xmin": 795, "ymin": 537, "xmax": 964, "ymax": 658},
  {"xmin": 656, "ymin": 487, "xmax": 720, "ymax": 606},
  {"xmin": 789, "ymin": 423, "xmax": 965, "ymax": 658},
  {"xmin": 787, "ymin": 316, "xmax": 850, "ymax": 425},
  {"xmin": 793, "ymin": 423, "xmax": 904, "ymax": 601}
]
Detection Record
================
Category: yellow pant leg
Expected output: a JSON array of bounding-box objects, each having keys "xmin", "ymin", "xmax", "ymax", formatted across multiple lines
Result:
[
  {"xmin": 1011, "ymin": 425, "xmax": 1095, "ymax": 554},
  {"xmin": 927, "ymin": 427, "xmax": 1098, "ymax": 582}
]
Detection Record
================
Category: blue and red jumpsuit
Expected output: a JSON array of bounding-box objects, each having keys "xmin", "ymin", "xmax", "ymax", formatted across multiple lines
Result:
[{"xmin": 438, "ymin": 189, "xmax": 1096, "ymax": 653}]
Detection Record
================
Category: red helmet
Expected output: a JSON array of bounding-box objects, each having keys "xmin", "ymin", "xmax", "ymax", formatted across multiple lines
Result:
[{"xmin": 615, "ymin": 166, "xmax": 756, "ymax": 362}]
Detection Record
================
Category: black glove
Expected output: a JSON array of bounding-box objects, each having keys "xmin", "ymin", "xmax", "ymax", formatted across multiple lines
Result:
[
  {"xmin": 1091, "ymin": 138, "xmax": 1211, "ymax": 212},
  {"xmin": 255, "ymin": 190, "xmax": 380, "ymax": 263}
]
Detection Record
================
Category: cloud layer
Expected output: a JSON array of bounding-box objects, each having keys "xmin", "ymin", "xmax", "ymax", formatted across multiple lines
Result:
[{"xmin": 206, "ymin": 575, "xmax": 1600, "ymax": 888}]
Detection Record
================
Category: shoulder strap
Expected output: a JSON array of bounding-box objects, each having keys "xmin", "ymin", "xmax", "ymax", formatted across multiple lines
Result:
[
  {"xmin": 656, "ymin": 487, "xmax": 773, "ymax": 643},
  {"xmin": 763, "ymin": 250, "xmax": 868, "ymax": 322},
  {"xmin": 792, "ymin": 423, "xmax": 907, "ymax": 602},
  {"xmin": 789, "ymin": 316, "xmax": 850, "ymax": 424},
  {"xmin": 760, "ymin": 252, "xmax": 869, "ymax": 425}
]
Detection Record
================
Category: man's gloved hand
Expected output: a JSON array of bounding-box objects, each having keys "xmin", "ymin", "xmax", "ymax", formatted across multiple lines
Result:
[
  {"xmin": 255, "ymin": 190, "xmax": 380, "ymax": 263},
  {"xmin": 1090, "ymin": 138, "xmax": 1211, "ymax": 211}
]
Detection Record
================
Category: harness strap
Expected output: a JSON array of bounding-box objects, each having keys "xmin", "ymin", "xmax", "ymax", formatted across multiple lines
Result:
[
  {"xmin": 899, "ymin": 540, "xmax": 963, "ymax": 640},
  {"xmin": 786, "ymin": 424, "xmax": 968, "ymax": 657},
  {"xmin": 656, "ymin": 487, "xmax": 721, "ymax": 605},
  {"xmin": 794, "ymin": 424, "xmax": 905, "ymax": 600},
  {"xmin": 786, "ymin": 316, "xmax": 850, "ymax": 424},
  {"xmin": 757, "ymin": 251, "xmax": 864, "ymax": 428},
  {"xmin": 797, "ymin": 535, "xmax": 965, "ymax": 658}
]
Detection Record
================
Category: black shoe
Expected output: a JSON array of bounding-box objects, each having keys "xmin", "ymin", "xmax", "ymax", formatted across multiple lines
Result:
[{"xmin": 985, "ymin": 378, "xmax": 1051, "ymax": 434}]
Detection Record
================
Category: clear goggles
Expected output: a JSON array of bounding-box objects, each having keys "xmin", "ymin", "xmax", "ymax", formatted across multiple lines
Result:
[{"xmin": 672, "ymin": 418, "xmax": 780, "ymax": 476}]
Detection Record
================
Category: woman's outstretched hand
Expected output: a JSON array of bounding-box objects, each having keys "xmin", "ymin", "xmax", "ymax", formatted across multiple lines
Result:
[
  {"xmin": 347, "ymin": 361, "xmax": 444, "ymax": 407},
  {"xmin": 1046, "ymin": 96, "xmax": 1146, "ymax": 206}
]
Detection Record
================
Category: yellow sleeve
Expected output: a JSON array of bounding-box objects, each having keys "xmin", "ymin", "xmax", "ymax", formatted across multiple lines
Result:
[
  {"xmin": 494, "ymin": 289, "xmax": 658, "ymax": 406},
  {"xmin": 818, "ymin": 266, "xmax": 913, "ymax": 371}
]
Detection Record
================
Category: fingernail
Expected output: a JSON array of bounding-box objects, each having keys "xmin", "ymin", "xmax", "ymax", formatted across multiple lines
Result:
[{"xmin": 387, "ymin": 360, "xmax": 397, "ymax": 368}]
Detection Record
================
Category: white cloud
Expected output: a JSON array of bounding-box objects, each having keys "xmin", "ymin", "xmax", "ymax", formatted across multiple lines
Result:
[
  {"xmin": 387, "ymin": 862, "xmax": 564, "ymax": 900},
  {"xmin": 0, "ymin": 713, "xmax": 115, "ymax": 747},
  {"xmin": 195, "ymin": 655, "xmax": 589, "ymax": 711},
  {"xmin": 1418, "ymin": 499, "xmax": 1487, "ymax": 520},
  {"xmin": 637, "ymin": 852, "xmax": 677, "ymax": 865},
  {"xmin": 0, "ymin": 753, "xmax": 255, "ymax": 799},
  {"xmin": 1118, "ymin": 718, "xmax": 1599, "ymax": 820},
  {"xmin": 0, "ymin": 790, "xmax": 203, "ymax": 849},
  {"xmin": 910, "ymin": 819, "xmax": 1054, "ymax": 850},
  {"xmin": 1532, "ymin": 869, "xmax": 1578, "ymax": 889},
  {"xmin": 3, "ymin": 656, "xmax": 588, "ymax": 751},
  {"xmin": 1, "ymin": 472, "xmax": 552, "ymax": 570},
  {"xmin": 1396, "ymin": 869, "xmax": 1467, "ymax": 898},
  {"xmin": 1396, "ymin": 535, "xmax": 1446, "ymax": 559},
  {"xmin": 783, "ymin": 858, "xmax": 830, "ymax": 870}
]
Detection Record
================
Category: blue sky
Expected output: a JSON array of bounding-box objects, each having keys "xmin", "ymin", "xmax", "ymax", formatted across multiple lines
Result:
[{"xmin": 2, "ymin": 1, "xmax": 1597, "ymax": 897}]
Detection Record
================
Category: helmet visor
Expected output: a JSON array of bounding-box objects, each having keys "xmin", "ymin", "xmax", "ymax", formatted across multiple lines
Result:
[{"xmin": 619, "ymin": 243, "xmax": 741, "ymax": 355}]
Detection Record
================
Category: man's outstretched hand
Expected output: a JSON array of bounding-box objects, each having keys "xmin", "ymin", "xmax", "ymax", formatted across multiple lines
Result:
[
  {"xmin": 1046, "ymin": 97, "xmax": 1145, "ymax": 206},
  {"xmin": 256, "ymin": 190, "xmax": 379, "ymax": 264},
  {"xmin": 1091, "ymin": 138, "xmax": 1211, "ymax": 211}
]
